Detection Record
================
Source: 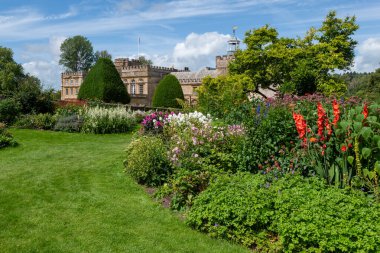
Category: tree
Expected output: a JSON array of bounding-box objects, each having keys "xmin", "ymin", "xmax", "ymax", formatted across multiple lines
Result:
[
  {"xmin": 59, "ymin": 35, "xmax": 94, "ymax": 72},
  {"xmin": 78, "ymin": 58, "xmax": 130, "ymax": 104},
  {"xmin": 0, "ymin": 46, "xmax": 24, "ymax": 95},
  {"xmin": 152, "ymin": 74, "xmax": 184, "ymax": 108},
  {"xmin": 229, "ymin": 11, "xmax": 359, "ymax": 96},
  {"xmin": 94, "ymin": 50, "xmax": 112, "ymax": 63},
  {"xmin": 138, "ymin": 56, "xmax": 153, "ymax": 66},
  {"xmin": 197, "ymin": 74, "xmax": 253, "ymax": 119}
]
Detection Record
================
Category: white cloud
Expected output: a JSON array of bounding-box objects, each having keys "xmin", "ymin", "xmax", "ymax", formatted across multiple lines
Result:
[
  {"xmin": 152, "ymin": 32, "xmax": 231, "ymax": 70},
  {"xmin": 119, "ymin": 32, "xmax": 232, "ymax": 71},
  {"xmin": 22, "ymin": 36, "xmax": 66, "ymax": 89},
  {"xmin": 353, "ymin": 38, "xmax": 380, "ymax": 72}
]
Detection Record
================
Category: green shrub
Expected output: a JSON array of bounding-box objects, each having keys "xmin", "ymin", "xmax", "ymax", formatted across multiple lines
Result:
[
  {"xmin": 187, "ymin": 173, "xmax": 380, "ymax": 252},
  {"xmin": 124, "ymin": 136, "xmax": 172, "ymax": 186},
  {"xmin": 54, "ymin": 115, "xmax": 83, "ymax": 132},
  {"xmin": 14, "ymin": 113, "xmax": 56, "ymax": 130},
  {"xmin": 186, "ymin": 172, "xmax": 279, "ymax": 251},
  {"xmin": 0, "ymin": 123, "xmax": 17, "ymax": 149},
  {"xmin": 152, "ymin": 74, "xmax": 184, "ymax": 108},
  {"xmin": 236, "ymin": 104, "xmax": 297, "ymax": 173},
  {"xmin": 272, "ymin": 176, "xmax": 380, "ymax": 252},
  {"xmin": 78, "ymin": 58, "xmax": 130, "ymax": 104},
  {"xmin": 0, "ymin": 98, "xmax": 21, "ymax": 124}
]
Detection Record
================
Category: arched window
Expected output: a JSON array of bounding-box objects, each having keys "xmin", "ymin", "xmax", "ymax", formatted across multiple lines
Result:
[{"xmin": 130, "ymin": 80, "xmax": 136, "ymax": 95}]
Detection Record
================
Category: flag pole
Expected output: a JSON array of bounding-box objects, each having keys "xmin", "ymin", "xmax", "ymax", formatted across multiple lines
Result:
[{"xmin": 138, "ymin": 37, "xmax": 140, "ymax": 58}]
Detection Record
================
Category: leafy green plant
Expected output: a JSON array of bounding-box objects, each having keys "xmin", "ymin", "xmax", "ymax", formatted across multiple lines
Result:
[
  {"xmin": 124, "ymin": 136, "xmax": 172, "ymax": 186},
  {"xmin": 236, "ymin": 103, "xmax": 297, "ymax": 172},
  {"xmin": 14, "ymin": 113, "xmax": 56, "ymax": 130},
  {"xmin": 0, "ymin": 123, "xmax": 17, "ymax": 149},
  {"xmin": 272, "ymin": 175, "xmax": 380, "ymax": 253},
  {"xmin": 0, "ymin": 98, "xmax": 21, "ymax": 124},
  {"xmin": 54, "ymin": 115, "xmax": 84, "ymax": 132},
  {"xmin": 186, "ymin": 173, "xmax": 280, "ymax": 251},
  {"xmin": 187, "ymin": 173, "xmax": 380, "ymax": 252}
]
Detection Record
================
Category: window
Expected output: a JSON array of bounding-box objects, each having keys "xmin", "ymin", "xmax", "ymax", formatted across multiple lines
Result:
[
  {"xmin": 70, "ymin": 79, "xmax": 73, "ymax": 84},
  {"xmin": 65, "ymin": 88, "xmax": 68, "ymax": 95},
  {"xmin": 70, "ymin": 88, "xmax": 73, "ymax": 95},
  {"xmin": 65, "ymin": 79, "xmax": 68, "ymax": 85},
  {"xmin": 75, "ymin": 88, "xmax": 79, "ymax": 95},
  {"xmin": 139, "ymin": 82, "xmax": 144, "ymax": 94},
  {"xmin": 75, "ymin": 79, "xmax": 79, "ymax": 84},
  {"xmin": 130, "ymin": 80, "xmax": 136, "ymax": 95}
]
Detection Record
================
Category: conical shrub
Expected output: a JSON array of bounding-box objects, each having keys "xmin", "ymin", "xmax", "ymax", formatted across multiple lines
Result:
[
  {"xmin": 78, "ymin": 58, "xmax": 130, "ymax": 104},
  {"xmin": 152, "ymin": 74, "xmax": 184, "ymax": 108}
]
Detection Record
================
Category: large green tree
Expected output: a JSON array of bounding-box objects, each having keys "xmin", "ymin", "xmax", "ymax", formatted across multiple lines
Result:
[
  {"xmin": 229, "ymin": 11, "xmax": 359, "ymax": 96},
  {"xmin": 59, "ymin": 35, "xmax": 94, "ymax": 72},
  {"xmin": 0, "ymin": 47, "xmax": 24, "ymax": 95},
  {"xmin": 78, "ymin": 58, "xmax": 130, "ymax": 104}
]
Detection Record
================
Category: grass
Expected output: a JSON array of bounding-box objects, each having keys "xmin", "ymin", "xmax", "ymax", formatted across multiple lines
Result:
[{"xmin": 0, "ymin": 129, "xmax": 249, "ymax": 253}]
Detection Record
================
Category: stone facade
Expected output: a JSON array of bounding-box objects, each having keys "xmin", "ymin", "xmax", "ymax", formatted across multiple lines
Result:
[
  {"xmin": 61, "ymin": 71, "xmax": 86, "ymax": 100},
  {"xmin": 114, "ymin": 58, "xmax": 180, "ymax": 106},
  {"xmin": 171, "ymin": 55, "xmax": 234, "ymax": 104}
]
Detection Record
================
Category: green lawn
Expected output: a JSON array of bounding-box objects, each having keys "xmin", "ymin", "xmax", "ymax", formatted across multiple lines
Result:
[{"xmin": 0, "ymin": 129, "xmax": 248, "ymax": 253}]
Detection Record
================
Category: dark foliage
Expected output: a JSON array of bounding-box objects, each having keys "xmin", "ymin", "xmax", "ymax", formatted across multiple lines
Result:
[
  {"xmin": 78, "ymin": 58, "xmax": 130, "ymax": 104},
  {"xmin": 152, "ymin": 74, "xmax": 184, "ymax": 108}
]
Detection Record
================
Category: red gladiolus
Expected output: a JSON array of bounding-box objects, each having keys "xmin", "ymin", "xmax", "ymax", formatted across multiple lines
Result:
[
  {"xmin": 293, "ymin": 112, "xmax": 307, "ymax": 145},
  {"xmin": 332, "ymin": 99, "xmax": 340, "ymax": 126},
  {"xmin": 362, "ymin": 104, "xmax": 368, "ymax": 119},
  {"xmin": 341, "ymin": 145, "xmax": 347, "ymax": 152},
  {"xmin": 317, "ymin": 102, "xmax": 325, "ymax": 140}
]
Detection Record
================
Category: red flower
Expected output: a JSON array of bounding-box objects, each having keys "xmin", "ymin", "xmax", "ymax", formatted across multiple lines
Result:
[
  {"xmin": 317, "ymin": 102, "xmax": 326, "ymax": 139},
  {"xmin": 293, "ymin": 112, "xmax": 307, "ymax": 146},
  {"xmin": 341, "ymin": 145, "xmax": 347, "ymax": 152},
  {"xmin": 332, "ymin": 99, "xmax": 340, "ymax": 126},
  {"xmin": 362, "ymin": 104, "xmax": 368, "ymax": 119}
]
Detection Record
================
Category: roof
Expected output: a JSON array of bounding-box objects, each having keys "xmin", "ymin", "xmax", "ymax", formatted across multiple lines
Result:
[{"xmin": 171, "ymin": 67, "xmax": 219, "ymax": 84}]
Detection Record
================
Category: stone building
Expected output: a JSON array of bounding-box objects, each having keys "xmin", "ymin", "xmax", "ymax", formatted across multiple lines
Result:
[
  {"xmin": 114, "ymin": 58, "xmax": 180, "ymax": 106},
  {"xmin": 61, "ymin": 71, "xmax": 86, "ymax": 100},
  {"xmin": 60, "ymin": 28, "xmax": 242, "ymax": 105},
  {"xmin": 171, "ymin": 55, "xmax": 234, "ymax": 104}
]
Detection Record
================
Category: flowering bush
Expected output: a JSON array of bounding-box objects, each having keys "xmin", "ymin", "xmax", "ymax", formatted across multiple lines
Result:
[
  {"xmin": 81, "ymin": 106, "xmax": 142, "ymax": 134},
  {"xmin": 155, "ymin": 111, "xmax": 246, "ymax": 209},
  {"xmin": 292, "ymin": 100, "xmax": 380, "ymax": 198},
  {"xmin": 141, "ymin": 111, "xmax": 169, "ymax": 134},
  {"xmin": 124, "ymin": 136, "xmax": 172, "ymax": 186}
]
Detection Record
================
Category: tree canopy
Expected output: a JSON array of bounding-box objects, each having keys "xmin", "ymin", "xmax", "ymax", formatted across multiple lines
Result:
[
  {"xmin": 0, "ymin": 46, "xmax": 24, "ymax": 95},
  {"xmin": 138, "ymin": 56, "xmax": 153, "ymax": 66},
  {"xmin": 78, "ymin": 58, "xmax": 130, "ymax": 104},
  {"xmin": 94, "ymin": 50, "xmax": 112, "ymax": 63},
  {"xmin": 152, "ymin": 74, "xmax": 184, "ymax": 108},
  {"xmin": 59, "ymin": 35, "xmax": 94, "ymax": 72},
  {"xmin": 229, "ymin": 10, "xmax": 359, "ymax": 96}
]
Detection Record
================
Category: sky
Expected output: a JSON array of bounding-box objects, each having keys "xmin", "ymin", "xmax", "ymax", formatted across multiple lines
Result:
[{"xmin": 1, "ymin": 0, "xmax": 380, "ymax": 90}]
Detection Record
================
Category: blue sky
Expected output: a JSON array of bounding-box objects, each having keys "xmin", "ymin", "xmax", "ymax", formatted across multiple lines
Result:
[{"xmin": 1, "ymin": 0, "xmax": 380, "ymax": 90}]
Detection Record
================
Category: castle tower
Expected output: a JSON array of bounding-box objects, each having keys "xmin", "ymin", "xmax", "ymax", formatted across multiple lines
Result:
[{"xmin": 227, "ymin": 26, "xmax": 240, "ymax": 56}]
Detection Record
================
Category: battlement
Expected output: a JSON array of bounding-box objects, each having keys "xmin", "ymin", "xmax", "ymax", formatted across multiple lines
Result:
[
  {"xmin": 215, "ymin": 55, "xmax": 234, "ymax": 61},
  {"xmin": 61, "ymin": 71, "xmax": 86, "ymax": 77}
]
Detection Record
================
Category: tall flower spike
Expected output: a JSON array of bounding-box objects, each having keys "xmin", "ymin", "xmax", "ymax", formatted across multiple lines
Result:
[
  {"xmin": 317, "ymin": 102, "xmax": 326, "ymax": 140},
  {"xmin": 362, "ymin": 104, "xmax": 368, "ymax": 119},
  {"xmin": 332, "ymin": 99, "xmax": 340, "ymax": 126}
]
